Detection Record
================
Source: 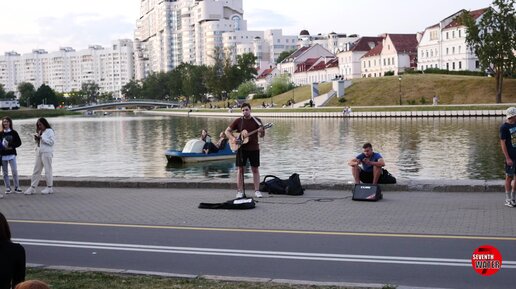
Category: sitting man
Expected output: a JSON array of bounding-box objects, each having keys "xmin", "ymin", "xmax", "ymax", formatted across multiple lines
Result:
[
  {"xmin": 203, "ymin": 131, "xmax": 228, "ymax": 154},
  {"xmin": 348, "ymin": 142, "xmax": 396, "ymax": 184}
]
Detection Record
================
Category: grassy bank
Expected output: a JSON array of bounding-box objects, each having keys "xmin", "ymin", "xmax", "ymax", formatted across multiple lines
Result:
[
  {"xmin": 0, "ymin": 109, "xmax": 79, "ymax": 120},
  {"xmin": 26, "ymin": 268, "xmax": 373, "ymax": 289}
]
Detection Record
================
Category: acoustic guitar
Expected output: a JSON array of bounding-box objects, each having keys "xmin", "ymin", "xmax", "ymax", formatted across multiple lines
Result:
[{"xmin": 230, "ymin": 122, "xmax": 273, "ymax": 152}]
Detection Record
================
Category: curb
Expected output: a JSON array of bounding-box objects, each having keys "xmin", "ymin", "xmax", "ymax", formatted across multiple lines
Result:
[{"xmin": 19, "ymin": 176, "xmax": 504, "ymax": 193}]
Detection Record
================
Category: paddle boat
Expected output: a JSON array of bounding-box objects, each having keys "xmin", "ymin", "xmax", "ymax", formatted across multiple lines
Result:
[{"xmin": 165, "ymin": 139, "xmax": 236, "ymax": 163}]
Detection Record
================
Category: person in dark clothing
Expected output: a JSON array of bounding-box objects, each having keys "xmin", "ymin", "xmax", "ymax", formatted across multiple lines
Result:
[
  {"xmin": 500, "ymin": 107, "xmax": 516, "ymax": 207},
  {"xmin": 0, "ymin": 117, "xmax": 22, "ymax": 195},
  {"xmin": 348, "ymin": 142, "xmax": 396, "ymax": 185},
  {"xmin": 0, "ymin": 212, "xmax": 26, "ymax": 289},
  {"xmin": 225, "ymin": 103, "xmax": 265, "ymax": 198}
]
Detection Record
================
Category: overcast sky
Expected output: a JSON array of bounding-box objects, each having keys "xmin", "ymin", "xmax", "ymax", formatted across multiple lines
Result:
[{"xmin": 0, "ymin": 0, "xmax": 493, "ymax": 55}]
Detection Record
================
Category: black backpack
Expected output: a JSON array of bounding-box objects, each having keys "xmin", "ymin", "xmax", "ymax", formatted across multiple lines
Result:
[{"xmin": 259, "ymin": 174, "xmax": 304, "ymax": 195}]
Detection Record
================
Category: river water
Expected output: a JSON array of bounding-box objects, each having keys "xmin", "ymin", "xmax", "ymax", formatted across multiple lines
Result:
[{"xmin": 11, "ymin": 113, "xmax": 505, "ymax": 183}]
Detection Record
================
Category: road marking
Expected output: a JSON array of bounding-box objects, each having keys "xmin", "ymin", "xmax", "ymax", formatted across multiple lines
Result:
[
  {"xmin": 13, "ymin": 238, "xmax": 516, "ymax": 268},
  {"xmin": 9, "ymin": 219, "xmax": 516, "ymax": 241}
]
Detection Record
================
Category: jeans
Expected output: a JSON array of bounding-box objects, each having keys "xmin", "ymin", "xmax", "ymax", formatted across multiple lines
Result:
[{"xmin": 2, "ymin": 158, "xmax": 20, "ymax": 189}]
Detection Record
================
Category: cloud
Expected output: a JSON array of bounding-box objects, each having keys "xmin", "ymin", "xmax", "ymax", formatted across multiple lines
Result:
[
  {"xmin": 245, "ymin": 9, "xmax": 299, "ymax": 33},
  {"xmin": 0, "ymin": 13, "xmax": 135, "ymax": 54}
]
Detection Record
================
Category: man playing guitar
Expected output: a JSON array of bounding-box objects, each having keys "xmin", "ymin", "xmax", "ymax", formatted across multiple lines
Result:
[{"xmin": 225, "ymin": 103, "xmax": 265, "ymax": 198}]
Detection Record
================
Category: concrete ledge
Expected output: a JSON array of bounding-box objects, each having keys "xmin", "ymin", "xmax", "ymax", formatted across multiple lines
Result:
[{"xmin": 18, "ymin": 176, "xmax": 504, "ymax": 192}]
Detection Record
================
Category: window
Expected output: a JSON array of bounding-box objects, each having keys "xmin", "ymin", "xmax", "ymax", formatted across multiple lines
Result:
[
  {"xmin": 446, "ymin": 47, "xmax": 449, "ymax": 55},
  {"xmin": 446, "ymin": 32, "xmax": 449, "ymax": 39},
  {"xmin": 459, "ymin": 30, "xmax": 462, "ymax": 38},
  {"xmin": 452, "ymin": 31, "xmax": 455, "ymax": 38},
  {"xmin": 446, "ymin": 63, "xmax": 449, "ymax": 70},
  {"xmin": 452, "ymin": 47, "xmax": 455, "ymax": 54},
  {"xmin": 459, "ymin": 61, "xmax": 462, "ymax": 69},
  {"xmin": 452, "ymin": 62, "xmax": 455, "ymax": 70},
  {"xmin": 475, "ymin": 60, "xmax": 480, "ymax": 69}
]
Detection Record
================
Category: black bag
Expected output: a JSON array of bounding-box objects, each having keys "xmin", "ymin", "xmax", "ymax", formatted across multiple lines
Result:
[
  {"xmin": 380, "ymin": 169, "xmax": 397, "ymax": 184},
  {"xmin": 199, "ymin": 198, "xmax": 255, "ymax": 209},
  {"xmin": 259, "ymin": 175, "xmax": 287, "ymax": 194},
  {"xmin": 286, "ymin": 173, "xmax": 304, "ymax": 195},
  {"xmin": 259, "ymin": 174, "xmax": 304, "ymax": 195}
]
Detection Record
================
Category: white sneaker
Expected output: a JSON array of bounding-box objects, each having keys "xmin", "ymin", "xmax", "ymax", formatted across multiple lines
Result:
[
  {"xmin": 24, "ymin": 187, "xmax": 35, "ymax": 195},
  {"xmin": 5, "ymin": 188, "xmax": 11, "ymax": 194},
  {"xmin": 41, "ymin": 187, "xmax": 53, "ymax": 194},
  {"xmin": 505, "ymin": 199, "xmax": 515, "ymax": 207},
  {"xmin": 0, "ymin": 194, "xmax": 3, "ymax": 199},
  {"xmin": 235, "ymin": 191, "xmax": 244, "ymax": 198},
  {"xmin": 255, "ymin": 191, "xmax": 263, "ymax": 198}
]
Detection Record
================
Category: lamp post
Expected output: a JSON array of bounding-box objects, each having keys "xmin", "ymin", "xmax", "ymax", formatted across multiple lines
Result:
[{"xmin": 398, "ymin": 75, "xmax": 402, "ymax": 105}]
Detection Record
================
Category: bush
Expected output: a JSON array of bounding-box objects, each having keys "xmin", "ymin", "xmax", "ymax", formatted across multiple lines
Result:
[
  {"xmin": 419, "ymin": 97, "xmax": 427, "ymax": 104},
  {"xmin": 422, "ymin": 68, "xmax": 485, "ymax": 77},
  {"xmin": 338, "ymin": 97, "xmax": 346, "ymax": 103},
  {"xmin": 384, "ymin": 71, "xmax": 395, "ymax": 76}
]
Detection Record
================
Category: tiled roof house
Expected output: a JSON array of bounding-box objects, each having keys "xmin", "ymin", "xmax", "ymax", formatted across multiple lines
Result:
[
  {"xmin": 418, "ymin": 8, "xmax": 487, "ymax": 71},
  {"xmin": 361, "ymin": 34, "xmax": 418, "ymax": 77}
]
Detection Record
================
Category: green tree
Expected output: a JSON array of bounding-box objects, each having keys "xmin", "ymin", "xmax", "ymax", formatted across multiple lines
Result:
[
  {"xmin": 268, "ymin": 74, "xmax": 292, "ymax": 96},
  {"xmin": 121, "ymin": 80, "xmax": 142, "ymax": 99},
  {"xmin": 5, "ymin": 91, "xmax": 16, "ymax": 99},
  {"xmin": 0, "ymin": 84, "xmax": 6, "ymax": 99},
  {"xmin": 236, "ymin": 53, "xmax": 258, "ymax": 82},
  {"xmin": 66, "ymin": 90, "xmax": 87, "ymax": 105},
  {"xmin": 17, "ymin": 82, "xmax": 36, "ymax": 107},
  {"xmin": 276, "ymin": 49, "xmax": 296, "ymax": 64},
  {"xmin": 81, "ymin": 81, "xmax": 100, "ymax": 103},
  {"xmin": 460, "ymin": 0, "xmax": 516, "ymax": 103},
  {"xmin": 231, "ymin": 81, "xmax": 259, "ymax": 99},
  {"xmin": 34, "ymin": 84, "xmax": 58, "ymax": 106}
]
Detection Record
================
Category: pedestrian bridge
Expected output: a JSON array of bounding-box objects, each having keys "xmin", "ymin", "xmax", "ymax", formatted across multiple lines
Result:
[{"xmin": 68, "ymin": 99, "xmax": 180, "ymax": 111}]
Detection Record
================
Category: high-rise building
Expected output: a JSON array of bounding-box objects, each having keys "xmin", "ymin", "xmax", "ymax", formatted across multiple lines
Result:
[
  {"xmin": 0, "ymin": 40, "xmax": 134, "ymax": 98},
  {"xmin": 134, "ymin": 0, "xmax": 297, "ymax": 79}
]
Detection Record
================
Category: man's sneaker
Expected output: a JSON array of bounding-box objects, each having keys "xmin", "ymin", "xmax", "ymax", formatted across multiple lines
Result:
[
  {"xmin": 255, "ymin": 191, "xmax": 263, "ymax": 198},
  {"xmin": 14, "ymin": 188, "xmax": 22, "ymax": 194},
  {"xmin": 0, "ymin": 193, "xmax": 3, "ymax": 199},
  {"xmin": 505, "ymin": 199, "xmax": 515, "ymax": 207},
  {"xmin": 24, "ymin": 187, "xmax": 35, "ymax": 195},
  {"xmin": 4, "ymin": 188, "xmax": 11, "ymax": 194},
  {"xmin": 236, "ymin": 191, "xmax": 244, "ymax": 198},
  {"xmin": 41, "ymin": 187, "xmax": 53, "ymax": 194}
]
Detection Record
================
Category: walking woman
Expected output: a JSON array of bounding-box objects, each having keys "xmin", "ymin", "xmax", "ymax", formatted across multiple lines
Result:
[
  {"xmin": 24, "ymin": 118, "xmax": 55, "ymax": 195},
  {"xmin": 0, "ymin": 117, "xmax": 22, "ymax": 196},
  {"xmin": 0, "ymin": 212, "xmax": 26, "ymax": 289}
]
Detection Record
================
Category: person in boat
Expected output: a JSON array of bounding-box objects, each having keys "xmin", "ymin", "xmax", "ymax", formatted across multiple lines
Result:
[
  {"xmin": 201, "ymin": 129, "xmax": 218, "ymax": 154},
  {"xmin": 348, "ymin": 142, "xmax": 396, "ymax": 185},
  {"xmin": 225, "ymin": 103, "xmax": 265, "ymax": 198},
  {"xmin": 203, "ymin": 132, "xmax": 228, "ymax": 154}
]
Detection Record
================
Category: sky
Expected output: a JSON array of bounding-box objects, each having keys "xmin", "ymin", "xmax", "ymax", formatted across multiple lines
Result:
[{"xmin": 0, "ymin": 0, "xmax": 493, "ymax": 55}]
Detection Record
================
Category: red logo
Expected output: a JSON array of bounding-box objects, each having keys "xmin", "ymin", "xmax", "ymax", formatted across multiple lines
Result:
[{"xmin": 471, "ymin": 245, "xmax": 502, "ymax": 276}]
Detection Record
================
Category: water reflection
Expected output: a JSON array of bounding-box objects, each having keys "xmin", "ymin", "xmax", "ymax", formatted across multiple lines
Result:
[{"xmin": 9, "ymin": 113, "xmax": 505, "ymax": 182}]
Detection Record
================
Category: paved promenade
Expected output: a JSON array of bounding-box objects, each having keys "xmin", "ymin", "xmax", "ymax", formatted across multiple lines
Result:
[{"xmin": 0, "ymin": 177, "xmax": 513, "ymax": 237}]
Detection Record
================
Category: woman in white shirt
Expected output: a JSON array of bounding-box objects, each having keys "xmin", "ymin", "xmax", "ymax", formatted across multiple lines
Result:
[{"xmin": 24, "ymin": 118, "xmax": 55, "ymax": 195}]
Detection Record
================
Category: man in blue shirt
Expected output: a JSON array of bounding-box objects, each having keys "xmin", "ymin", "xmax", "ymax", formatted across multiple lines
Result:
[
  {"xmin": 348, "ymin": 142, "xmax": 394, "ymax": 185},
  {"xmin": 499, "ymin": 107, "xmax": 516, "ymax": 207}
]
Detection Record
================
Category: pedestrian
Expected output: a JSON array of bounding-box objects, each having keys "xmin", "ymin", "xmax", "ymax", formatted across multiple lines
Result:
[
  {"xmin": 500, "ymin": 107, "xmax": 516, "ymax": 207},
  {"xmin": 225, "ymin": 103, "xmax": 265, "ymax": 198},
  {"xmin": 0, "ymin": 212, "xmax": 26, "ymax": 289},
  {"xmin": 348, "ymin": 142, "xmax": 396, "ymax": 185},
  {"xmin": 0, "ymin": 117, "xmax": 23, "ymax": 196},
  {"xmin": 24, "ymin": 118, "xmax": 55, "ymax": 195},
  {"xmin": 15, "ymin": 280, "xmax": 50, "ymax": 289},
  {"xmin": 432, "ymin": 95, "xmax": 439, "ymax": 106}
]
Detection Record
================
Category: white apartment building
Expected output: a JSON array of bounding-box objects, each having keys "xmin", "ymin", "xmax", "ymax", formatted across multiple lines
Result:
[
  {"xmin": 134, "ymin": 0, "xmax": 246, "ymax": 79},
  {"xmin": 298, "ymin": 30, "xmax": 359, "ymax": 54},
  {"xmin": 418, "ymin": 8, "xmax": 486, "ymax": 71},
  {"xmin": 223, "ymin": 29, "xmax": 297, "ymax": 68},
  {"xmin": 361, "ymin": 34, "xmax": 418, "ymax": 77},
  {"xmin": 337, "ymin": 36, "xmax": 383, "ymax": 79},
  {"xmin": 0, "ymin": 40, "xmax": 134, "ymax": 97}
]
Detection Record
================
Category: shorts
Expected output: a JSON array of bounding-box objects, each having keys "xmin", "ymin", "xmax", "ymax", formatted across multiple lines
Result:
[
  {"xmin": 505, "ymin": 161, "xmax": 516, "ymax": 177},
  {"xmin": 359, "ymin": 168, "xmax": 397, "ymax": 184},
  {"xmin": 236, "ymin": 149, "xmax": 260, "ymax": 167}
]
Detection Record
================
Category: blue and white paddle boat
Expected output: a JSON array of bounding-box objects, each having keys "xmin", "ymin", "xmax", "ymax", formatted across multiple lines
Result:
[{"xmin": 165, "ymin": 139, "xmax": 236, "ymax": 163}]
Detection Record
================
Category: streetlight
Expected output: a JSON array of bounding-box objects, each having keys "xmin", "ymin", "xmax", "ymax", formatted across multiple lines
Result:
[{"xmin": 398, "ymin": 75, "xmax": 402, "ymax": 105}]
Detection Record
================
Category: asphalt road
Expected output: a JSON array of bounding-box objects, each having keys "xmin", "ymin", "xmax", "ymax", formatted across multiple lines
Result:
[{"xmin": 11, "ymin": 221, "xmax": 515, "ymax": 289}]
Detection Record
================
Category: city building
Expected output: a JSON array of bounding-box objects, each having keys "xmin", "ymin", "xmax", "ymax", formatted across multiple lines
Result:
[
  {"xmin": 134, "ymin": 0, "xmax": 297, "ymax": 80},
  {"xmin": 417, "ymin": 8, "xmax": 486, "ymax": 71},
  {"xmin": 360, "ymin": 34, "xmax": 418, "ymax": 77},
  {"xmin": 298, "ymin": 30, "xmax": 359, "ymax": 54},
  {"xmin": 337, "ymin": 36, "xmax": 383, "ymax": 79},
  {"xmin": 0, "ymin": 40, "xmax": 134, "ymax": 97},
  {"xmin": 277, "ymin": 44, "xmax": 337, "ymax": 85}
]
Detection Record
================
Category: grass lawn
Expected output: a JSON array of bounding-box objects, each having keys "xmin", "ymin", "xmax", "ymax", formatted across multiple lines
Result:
[{"xmin": 25, "ymin": 268, "xmax": 373, "ymax": 289}]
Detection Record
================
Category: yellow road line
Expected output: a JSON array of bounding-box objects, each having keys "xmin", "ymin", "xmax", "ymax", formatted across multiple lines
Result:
[{"xmin": 9, "ymin": 219, "xmax": 516, "ymax": 241}]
